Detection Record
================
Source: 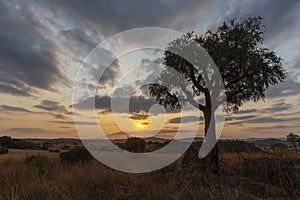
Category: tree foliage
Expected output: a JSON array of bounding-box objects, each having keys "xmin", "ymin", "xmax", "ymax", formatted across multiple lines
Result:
[{"xmin": 150, "ymin": 16, "xmax": 286, "ymax": 113}]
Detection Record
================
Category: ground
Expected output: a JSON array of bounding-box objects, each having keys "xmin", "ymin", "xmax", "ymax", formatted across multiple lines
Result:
[{"xmin": 0, "ymin": 139, "xmax": 299, "ymax": 200}]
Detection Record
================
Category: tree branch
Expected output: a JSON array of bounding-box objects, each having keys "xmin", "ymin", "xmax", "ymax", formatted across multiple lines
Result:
[{"xmin": 188, "ymin": 63, "xmax": 208, "ymax": 93}]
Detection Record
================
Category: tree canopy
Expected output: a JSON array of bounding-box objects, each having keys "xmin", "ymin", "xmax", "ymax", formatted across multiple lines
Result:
[{"xmin": 149, "ymin": 16, "xmax": 286, "ymax": 113}]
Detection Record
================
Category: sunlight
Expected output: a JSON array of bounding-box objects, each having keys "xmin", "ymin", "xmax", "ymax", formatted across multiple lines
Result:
[{"xmin": 136, "ymin": 123, "xmax": 143, "ymax": 128}]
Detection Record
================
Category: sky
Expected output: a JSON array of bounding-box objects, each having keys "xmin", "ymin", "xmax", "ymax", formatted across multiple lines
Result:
[{"xmin": 0, "ymin": 0, "xmax": 300, "ymax": 139}]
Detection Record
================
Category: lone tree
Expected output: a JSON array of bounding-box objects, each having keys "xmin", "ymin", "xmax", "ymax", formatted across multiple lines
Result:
[{"xmin": 149, "ymin": 16, "xmax": 286, "ymax": 173}]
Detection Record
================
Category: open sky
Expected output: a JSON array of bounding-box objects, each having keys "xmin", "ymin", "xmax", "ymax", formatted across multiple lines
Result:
[{"xmin": 0, "ymin": 0, "xmax": 300, "ymax": 139}]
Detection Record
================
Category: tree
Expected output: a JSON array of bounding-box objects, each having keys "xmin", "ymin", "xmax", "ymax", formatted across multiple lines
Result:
[
  {"xmin": 149, "ymin": 16, "xmax": 286, "ymax": 173},
  {"xmin": 122, "ymin": 137, "xmax": 146, "ymax": 153},
  {"xmin": 60, "ymin": 146, "xmax": 93, "ymax": 164},
  {"xmin": 287, "ymin": 132, "xmax": 300, "ymax": 148}
]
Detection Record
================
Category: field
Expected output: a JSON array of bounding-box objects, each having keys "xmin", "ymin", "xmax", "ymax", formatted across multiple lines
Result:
[{"xmin": 0, "ymin": 140, "xmax": 299, "ymax": 200}]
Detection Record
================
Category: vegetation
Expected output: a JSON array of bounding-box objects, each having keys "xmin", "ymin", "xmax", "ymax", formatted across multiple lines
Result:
[
  {"xmin": 60, "ymin": 146, "xmax": 93, "ymax": 164},
  {"xmin": 0, "ymin": 146, "xmax": 9, "ymax": 154},
  {"xmin": 287, "ymin": 132, "xmax": 300, "ymax": 148},
  {"xmin": 0, "ymin": 145, "xmax": 299, "ymax": 199},
  {"xmin": 121, "ymin": 137, "xmax": 146, "ymax": 153},
  {"xmin": 49, "ymin": 149, "xmax": 60, "ymax": 153},
  {"xmin": 0, "ymin": 136, "xmax": 34, "ymax": 149},
  {"xmin": 25, "ymin": 155, "xmax": 50, "ymax": 175},
  {"xmin": 149, "ymin": 16, "xmax": 286, "ymax": 172}
]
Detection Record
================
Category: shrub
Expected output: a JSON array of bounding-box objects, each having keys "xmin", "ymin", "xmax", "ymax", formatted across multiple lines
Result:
[
  {"xmin": 60, "ymin": 146, "xmax": 93, "ymax": 164},
  {"xmin": 0, "ymin": 146, "xmax": 9, "ymax": 154},
  {"xmin": 25, "ymin": 155, "xmax": 49, "ymax": 175},
  {"xmin": 122, "ymin": 137, "xmax": 146, "ymax": 153}
]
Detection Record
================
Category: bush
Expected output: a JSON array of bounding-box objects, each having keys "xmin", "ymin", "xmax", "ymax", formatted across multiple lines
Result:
[
  {"xmin": 60, "ymin": 146, "xmax": 93, "ymax": 164},
  {"xmin": 25, "ymin": 155, "xmax": 49, "ymax": 175},
  {"xmin": 0, "ymin": 146, "xmax": 9, "ymax": 154},
  {"xmin": 122, "ymin": 137, "xmax": 146, "ymax": 153}
]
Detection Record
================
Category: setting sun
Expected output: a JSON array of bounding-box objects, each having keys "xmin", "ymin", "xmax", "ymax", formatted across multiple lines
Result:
[{"xmin": 136, "ymin": 123, "xmax": 143, "ymax": 128}]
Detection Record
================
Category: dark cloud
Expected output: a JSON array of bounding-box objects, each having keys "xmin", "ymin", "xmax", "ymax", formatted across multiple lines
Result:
[
  {"xmin": 169, "ymin": 116, "xmax": 202, "ymax": 124},
  {"xmin": 43, "ymin": 0, "xmax": 215, "ymax": 36},
  {"xmin": 73, "ymin": 95, "xmax": 167, "ymax": 114},
  {"xmin": 261, "ymin": 102, "xmax": 292, "ymax": 113},
  {"xmin": 266, "ymin": 79, "xmax": 300, "ymax": 98},
  {"xmin": 128, "ymin": 112, "xmax": 149, "ymax": 120},
  {"xmin": 0, "ymin": 84, "xmax": 32, "ymax": 97},
  {"xmin": 0, "ymin": 105, "xmax": 33, "ymax": 113},
  {"xmin": 236, "ymin": 109, "xmax": 258, "ymax": 115},
  {"xmin": 50, "ymin": 113, "xmax": 68, "ymax": 120},
  {"xmin": 34, "ymin": 100, "xmax": 68, "ymax": 113},
  {"xmin": 0, "ymin": 1, "xmax": 63, "ymax": 96},
  {"xmin": 219, "ymin": 0, "xmax": 300, "ymax": 47}
]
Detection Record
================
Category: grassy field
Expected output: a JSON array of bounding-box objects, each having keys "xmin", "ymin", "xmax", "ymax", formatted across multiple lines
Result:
[{"xmin": 0, "ymin": 143, "xmax": 299, "ymax": 200}]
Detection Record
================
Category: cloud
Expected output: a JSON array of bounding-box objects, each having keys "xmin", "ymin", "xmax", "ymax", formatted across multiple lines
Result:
[
  {"xmin": 217, "ymin": 0, "xmax": 300, "ymax": 47},
  {"xmin": 168, "ymin": 116, "xmax": 202, "ymax": 124},
  {"xmin": 73, "ymin": 95, "xmax": 166, "ymax": 114},
  {"xmin": 128, "ymin": 112, "xmax": 149, "ymax": 120},
  {"xmin": 34, "ymin": 100, "xmax": 68, "ymax": 113},
  {"xmin": 0, "ymin": 105, "xmax": 33, "ymax": 113},
  {"xmin": 50, "ymin": 113, "xmax": 68, "ymax": 120},
  {"xmin": 228, "ymin": 115, "xmax": 300, "ymax": 126},
  {"xmin": 265, "ymin": 79, "xmax": 300, "ymax": 98},
  {"xmin": 236, "ymin": 109, "xmax": 258, "ymax": 115},
  {"xmin": 6, "ymin": 127, "xmax": 49, "ymax": 133},
  {"xmin": 50, "ymin": 121, "xmax": 98, "ymax": 125},
  {"xmin": 0, "ymin": 1, "xmax": 63, "ymax": 96},
  {"xmin": 260, "ymin": 102, "xmax": 292, "ymax": 113},
  {"xmin": 0, "ymin": 84, "xmax": 32, "ymax": 97},
  {"xmin": 246, "ymin": 125, "xmax": 300, "ymax": 132},
  {"xmin": 42, "ymin": 0, "xmax": 216, "ymax": 36}
]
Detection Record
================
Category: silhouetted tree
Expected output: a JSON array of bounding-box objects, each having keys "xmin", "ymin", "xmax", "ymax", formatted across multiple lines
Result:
[
  {"xmin": 60, "ymin": 146, "xmax": 93, "ymax": 164},
  {"xmin": 149, "ymin": 16, "xmax": 286, "ymax": 173},
  {"xmin": 123, "ymin": 137, "xmax": 146, "ymax": 153},
  {"xmin": 287, "ymin": 132, "xmax": 300, "ymax": 148}
]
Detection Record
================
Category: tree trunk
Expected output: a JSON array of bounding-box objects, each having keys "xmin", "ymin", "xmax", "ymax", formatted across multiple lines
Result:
[{"xmin": 203, "ymin": 108, "xmax": 219, "ymax": 174}]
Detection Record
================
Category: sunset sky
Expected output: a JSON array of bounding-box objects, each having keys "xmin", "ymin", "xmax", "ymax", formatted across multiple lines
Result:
[{"xmin": 1, "ymin": 0, "xmax": 300, "ymax": 139}]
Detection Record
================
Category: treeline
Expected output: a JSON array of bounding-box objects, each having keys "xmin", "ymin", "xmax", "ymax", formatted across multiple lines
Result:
[{"xmin": 0, "ymin": 136, "xmax": 34, "ymax": 149}]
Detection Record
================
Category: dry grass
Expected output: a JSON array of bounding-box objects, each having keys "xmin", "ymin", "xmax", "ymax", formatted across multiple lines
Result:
[{"xmin": 0, "ymin": 148, "xmax": 299, "ymax": 200}]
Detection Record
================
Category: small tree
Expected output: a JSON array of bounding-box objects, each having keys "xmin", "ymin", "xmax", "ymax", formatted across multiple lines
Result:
[
  {"xmin": 287, "ymin": 132, "xmax": 300, "ymax": 148},
  {"xmin": 149, "ymin": 16, "xmax": 286, "ymax": 173},
  {"xmin": 60, "ymin": 146, "xmax": 93, "ymax": 164},
  {"xmin": 123, "ymin": 137, "xmax": 146, "ymax": 153}
]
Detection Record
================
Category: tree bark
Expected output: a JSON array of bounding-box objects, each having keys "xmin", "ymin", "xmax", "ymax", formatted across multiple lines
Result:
[{"xmin": 203, "ymin": 108, "xmax": 219, "ymax": 174}]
